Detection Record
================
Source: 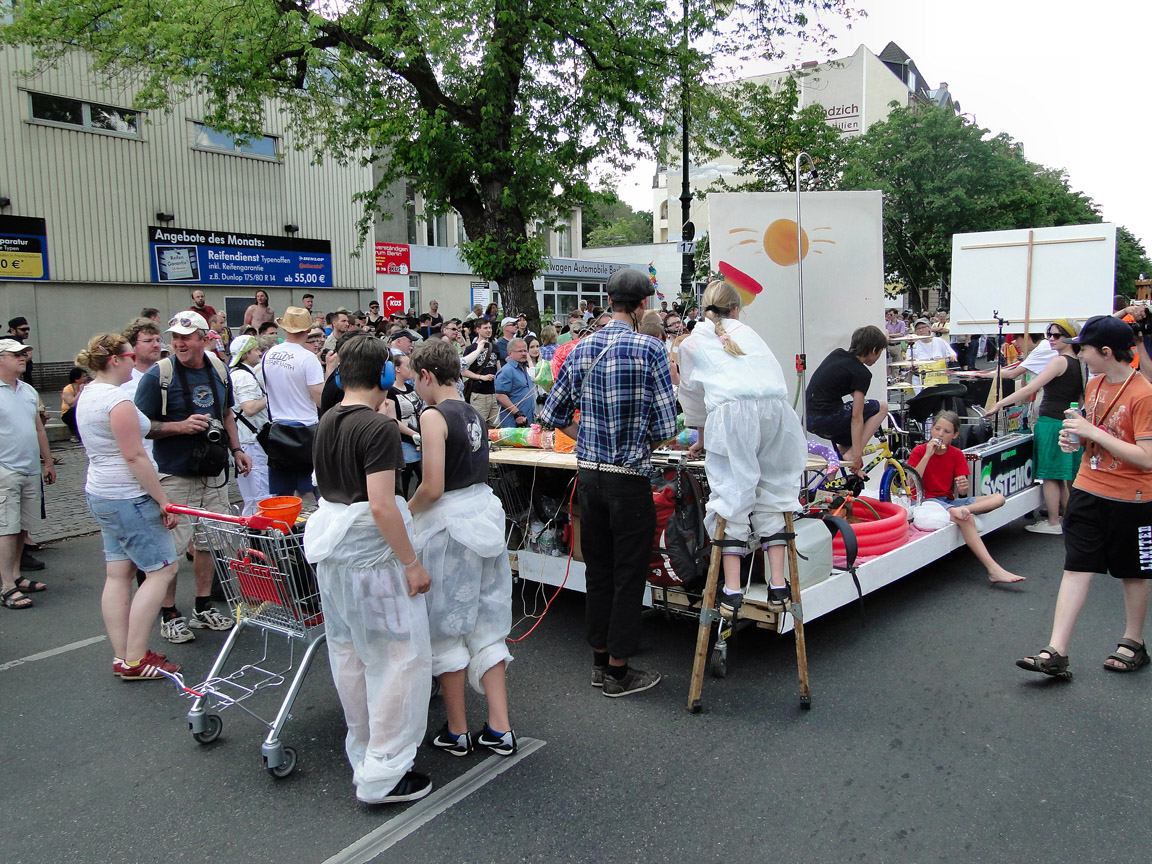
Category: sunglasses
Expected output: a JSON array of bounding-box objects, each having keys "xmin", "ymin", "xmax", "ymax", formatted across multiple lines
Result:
[
  {"xmin": 1046, "ymin": 330, "xmax": 1065, "ymax": 339},
  {"xmin": 169, "ymin": 315, "xmax": 202, "ymax": 329},
  {"xmin": 117, "ymin": 352, "xmax": 137, "ymax": 360}
]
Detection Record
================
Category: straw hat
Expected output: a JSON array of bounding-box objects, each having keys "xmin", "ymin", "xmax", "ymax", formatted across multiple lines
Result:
[{"xmin": 276, "ymin": 306, "xmax": 313, "ymax": 333}]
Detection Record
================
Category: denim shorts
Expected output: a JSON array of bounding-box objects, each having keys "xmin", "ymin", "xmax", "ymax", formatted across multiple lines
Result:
[
  {"xmin": 806, "ymin": 400, "xmax": 881, "ymax": 450},
  {"xmin": 930, "ymin": 496, "xmax": 974, "ymax": 510},
  {"xmin": 86, "ymin": 493, "xmax": 177, "ymax": 573}
]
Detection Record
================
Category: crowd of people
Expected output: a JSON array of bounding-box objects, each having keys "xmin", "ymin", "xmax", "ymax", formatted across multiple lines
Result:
[{"xmin": 5, "ymin": 279, "xmax": 1152, "ymax": 803}]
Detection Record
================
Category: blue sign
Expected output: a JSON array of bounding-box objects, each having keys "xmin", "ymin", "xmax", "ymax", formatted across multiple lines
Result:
[
  {"xmin": 0, "ymin": 215, "xmax": 50, "ymax": 281},
  {"xmin": 149, "ymin": 226, "xmax": 332, "ymax": 288}
]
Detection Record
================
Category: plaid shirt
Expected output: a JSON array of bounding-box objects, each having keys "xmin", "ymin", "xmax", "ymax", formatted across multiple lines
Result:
[{"xmin": 539, "ymin": 321, "xmax": 677, "ymax": 472}]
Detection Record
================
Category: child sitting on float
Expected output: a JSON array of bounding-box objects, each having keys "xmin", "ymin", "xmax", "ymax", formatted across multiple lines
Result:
[{"xmin": 910, "ymin": 410, "xmax": 1024, "ymax": 585}]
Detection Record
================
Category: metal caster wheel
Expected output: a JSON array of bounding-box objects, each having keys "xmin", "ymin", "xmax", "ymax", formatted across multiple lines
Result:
[
  {"xmin": 192, "ymin": 714, "xmax": 222, "ymax": 744},
  {"xmin": 267, "ymin": 746, "xmax": 298, "ymax": 778},
  {"xmin": 709, "ymin": 644, "xmax": 727, "ymax": 678}
]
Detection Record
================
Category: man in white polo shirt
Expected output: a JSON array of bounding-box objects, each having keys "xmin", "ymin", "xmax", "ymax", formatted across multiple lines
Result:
[
  {"xmin": 262, "ymin": 307, "xmax": 324, "ymax": 498},
  {"xmin": 0, "ymin": 339, "xmax": 55, "ymax": 609}
]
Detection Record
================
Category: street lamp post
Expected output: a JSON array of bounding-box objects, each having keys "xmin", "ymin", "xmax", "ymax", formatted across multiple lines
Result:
[
  {"xmin": 679, "ymin": 0, "xmax": 694, "ymax": 302},
  {"xmin": 794, "ymin": 151, "xmax": 816, "ymax": 426}
]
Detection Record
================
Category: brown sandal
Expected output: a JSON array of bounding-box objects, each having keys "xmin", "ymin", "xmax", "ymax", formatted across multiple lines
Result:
[
  {"xmin": 1016, "ymin": 645, "xmax": 1072, "ymax": 679},
  {"xmin": 1103, "ymin": 638, "xmax": 1150, "ymax": 673},
  {"xmin": 1, "ymin": 587, "xmax": 33, "ymax": 609}
]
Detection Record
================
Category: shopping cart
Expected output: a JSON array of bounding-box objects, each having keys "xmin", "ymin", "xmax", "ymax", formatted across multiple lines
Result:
[{"xmin": 159, "ymin": 504, "xmax": 326, "ymax": 778}]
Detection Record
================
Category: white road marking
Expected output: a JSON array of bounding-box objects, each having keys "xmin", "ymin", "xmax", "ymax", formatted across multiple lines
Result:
[
  {"xmin": 322, "ymin": 736, "xmax": 546, "ymax": 864},
  {"xmin": 0, "ymin": 634, "xmax": 107, "ymax": 672}
]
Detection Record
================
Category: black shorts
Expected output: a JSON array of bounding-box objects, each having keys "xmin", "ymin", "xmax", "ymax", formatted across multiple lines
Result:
[
  {"xmin": 806, "ymin": 400, "xmax": 881, "ymax": 450},
  {"xmin": 1063, "ymin": 487, "xmax": 1152, "ymax": 579}
]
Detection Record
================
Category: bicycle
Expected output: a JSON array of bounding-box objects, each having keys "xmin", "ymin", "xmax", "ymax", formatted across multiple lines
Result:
[{"xmin": 803, "ymin": 422, "xmax": 925, "ymax": 516}]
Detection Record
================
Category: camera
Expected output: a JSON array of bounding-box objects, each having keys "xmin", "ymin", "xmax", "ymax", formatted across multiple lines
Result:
[{"xmin": 205, "ymin": 419, "xmax": 226, "ymax": 444}]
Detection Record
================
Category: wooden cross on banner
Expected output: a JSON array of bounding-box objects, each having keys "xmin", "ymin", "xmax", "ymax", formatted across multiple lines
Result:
[{"xmin": 957, "ymin": 230, "xmax": 1108, "ymax": 336}]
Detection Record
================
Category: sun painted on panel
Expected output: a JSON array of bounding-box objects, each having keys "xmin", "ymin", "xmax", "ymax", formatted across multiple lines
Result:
[{"xmin": 716, "ymin": 219, "xmax": 835, "ymax": 306}]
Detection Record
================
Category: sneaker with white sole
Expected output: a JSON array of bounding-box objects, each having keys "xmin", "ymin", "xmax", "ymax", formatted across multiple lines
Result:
[
  {"xmin": 1025, "ymin": 521, "xmax": 1063, "ymax": 535},
  {"xmin": 161, "ymin": 616, "xmax": 196, "ymax": 644},
  {"xmin": 602, "ymin": 666, "xmax": 662, "ymax": 698},
  {"xmin": 430, "ymin": 722, "xmax": 473, "ymax": 757},
  {"xmin": 591, "ymin": 666, "xmax": 606, "ymax": 687},
  {"xmin": 189, "ymin": 606, "xmax": 234, "ymax": 630},
  {"xmin": 360, "ymin": 771, "xmax": 433, "ymax": 804},
  {"xmin": 115, "ymin": 650, "xmax": 170, "ymax": 676},
  {"xmin": 474, "ymin": 725, "xmax": 518, "ymax": 756},
  {"xmin": 120, "ymin": 650, "xmax": 181, "ymax": 681}
]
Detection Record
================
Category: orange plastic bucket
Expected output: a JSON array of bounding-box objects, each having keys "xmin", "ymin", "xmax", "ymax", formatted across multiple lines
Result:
[{"xmin": 257, "ymin": 496, "xmax": 303, "ymax": 534}]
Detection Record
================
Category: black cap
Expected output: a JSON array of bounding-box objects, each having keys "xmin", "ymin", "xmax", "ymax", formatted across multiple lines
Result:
[
  {"xmin": 390, "ymin": 329, "xmax": 418, "ymax": 343},
  {"xmin": 1065, "ymin": 315, "xmax": 1136, "ymax": 352},
  {"xmin": 606, "ymin": 268, "xmax": 654, "ymax": 303},
  {"xmin": 8, "ymin": 316, "xmax": 28, "ymax": 329}
]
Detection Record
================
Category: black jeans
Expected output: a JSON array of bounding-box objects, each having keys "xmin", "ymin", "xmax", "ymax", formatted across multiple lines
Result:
[{"xmin": 578, "ymin": 468, "xmax": 655, "ymax": 660}]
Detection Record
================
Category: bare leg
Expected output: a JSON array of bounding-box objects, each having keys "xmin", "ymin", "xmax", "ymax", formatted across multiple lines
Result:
[
  {"xmin": 102, "ymin": 560, "xmax": 136, "ymax": 659},
  {"xmin": 482, "ymin": 661, "xmax": 510, "ymax": 733},
  {"xmin": 193, "ymin": 549, "xmax": 214, "ymax": 598},
  {"xmin": 440, "ymin": 668, "xmax": 468, "ymax": 735},
  {"xmin": 1059, "ymin": 481, "xmax": 1071, "ymax": 516},
  {"xmin": 1047, "ymin": 570, "xmax": 1094, "ymax": 655},
  {"xmin": 127, "ymin": 562, "xmax": 177, "ymax": 662},
  {"xmin": 951, "ymin": 506, "xmax": 1023, "ymax": 583},
  {"xmin": 1105, "ymin": 579, "xmax": 1152, "ymax": 669},
  {"xmin": 721, "ymin": 554, "xmax": 742, "ymax": 593},
  {"xmin": 0, "ymin": 532, "xmax": 22, "ymax": 595},
  {"xmin": 765, "ymin": 544, "xmax": 787, "ymax": 588},
  {"xmin": 1041, "ymin": 480, "xmax": 1062, "ymax": 527}
]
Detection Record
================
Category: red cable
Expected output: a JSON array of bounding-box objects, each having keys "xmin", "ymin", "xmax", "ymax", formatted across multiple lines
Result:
[{"xmin": 506, "ymin": 475, "xmax": 578, "ymax": 643}]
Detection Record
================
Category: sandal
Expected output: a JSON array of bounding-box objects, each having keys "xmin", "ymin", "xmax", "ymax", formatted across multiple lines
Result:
[
  {"xmin": 1016, "ymin": 645, "xmax": 1072, "ymax": 679},
  {"xmin": 1, "ymin": 587, "xmax": 33, "ymax": 610},
  {"xmin": 1103, "ymin": 638, "xmax": 1150, "ymax": 673},
  {"xmin": 718, "ymin": 591, "xmax": 743, "ymax": 620},
  {"xmin": 766, "ymin": 583, "xmax": 792, "ymax": 613},
  {"xmin": 14, "ymin": 577, "xmax": 47, "ymax": 593}
]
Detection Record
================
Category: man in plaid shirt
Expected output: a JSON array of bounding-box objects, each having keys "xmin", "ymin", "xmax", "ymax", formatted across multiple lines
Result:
[{"xmin": 539, "ymin": 269, "xmax": 677, "ymax": 697}]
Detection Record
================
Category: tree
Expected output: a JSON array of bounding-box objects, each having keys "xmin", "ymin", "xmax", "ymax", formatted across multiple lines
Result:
[
  {"xmin": 839, "ymin": 105, "xmax": 1101, "ymax": 312},
  {"xmin": 707, "ymin": 75, "xmax": 847, "ymax": 193},
  {"xmin": 582, "ymin": 190, "xmax": 653, "ymax": 247},
  {"xmin": 1116, "ymin": 226, "xmax": 1152, "ymax": 296},
  {"xmin": 2, "ymin": 0, "xmax": 857, "ymax": 330}
]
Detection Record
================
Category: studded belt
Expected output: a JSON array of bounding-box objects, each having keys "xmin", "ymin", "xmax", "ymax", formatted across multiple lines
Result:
[{"xmin": 577, "ymin": 460, "xmax": 646, "ymax": 477}]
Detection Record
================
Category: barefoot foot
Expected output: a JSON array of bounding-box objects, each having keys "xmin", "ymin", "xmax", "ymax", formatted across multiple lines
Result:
[{"xmin": 989, "ymin": 569, "xmax": 1026, "ymax": 584}]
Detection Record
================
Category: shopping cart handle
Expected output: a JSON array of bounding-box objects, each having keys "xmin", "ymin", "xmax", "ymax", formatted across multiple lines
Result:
[{"xmin": 165, "ymin": 504, "xmax": 282, "ymax": 532}]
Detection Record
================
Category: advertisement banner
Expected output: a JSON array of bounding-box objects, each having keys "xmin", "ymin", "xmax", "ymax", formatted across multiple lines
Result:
[
  {"xmin": 0, "ymin": 215, "xmax": 50, "ymax": 281},
  {"xmin": 149, "ymin": 226, "xmax": 332, "ymax": 288},
  {"xmin": 375, "ymin": 243, "xmax": 411, "ymax": 275},
  {"xmin": 380, "ymin": 291, "xmax": 406, "ymax": 315},
  {"xmin": 470, "ymin": 281, "xmax": 492, "ymax": 309}
]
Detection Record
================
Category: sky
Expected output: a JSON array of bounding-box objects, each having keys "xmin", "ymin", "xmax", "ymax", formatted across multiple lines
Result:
[{"xmin": 613, "ymin": 0, "xmax": 1152, "ymax": 253}]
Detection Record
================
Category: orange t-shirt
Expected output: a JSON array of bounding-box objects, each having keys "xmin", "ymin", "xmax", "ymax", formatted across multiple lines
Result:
[{"xmin": 1074, "ymin": 372, "xmax": 1152, "ymax": 502}]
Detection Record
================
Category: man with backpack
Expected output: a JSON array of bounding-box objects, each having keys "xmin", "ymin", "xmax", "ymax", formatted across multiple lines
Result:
[{"xmin": 135, "ymin": 311, "xmax": 251, "ymax": 643}]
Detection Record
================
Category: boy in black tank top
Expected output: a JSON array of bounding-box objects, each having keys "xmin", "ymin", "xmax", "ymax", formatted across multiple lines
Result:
[{"xmin": 408, "ymin": 339, "xmax": 519, "ymax": 757}]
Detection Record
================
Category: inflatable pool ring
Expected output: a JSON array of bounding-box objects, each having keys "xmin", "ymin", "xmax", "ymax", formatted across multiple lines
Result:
[
  {"xmin": 823, "ymin": 497, "xmax": 909, "ymax": 558},
  {"xmin": 718, "ymin": 261, "xmax": 764, "ymax": 307}
]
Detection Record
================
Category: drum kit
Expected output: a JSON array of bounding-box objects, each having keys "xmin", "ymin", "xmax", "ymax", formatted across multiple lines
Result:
[{"xmin": 885, "ymin": 344, "xmax": 993, "ymax": 452}]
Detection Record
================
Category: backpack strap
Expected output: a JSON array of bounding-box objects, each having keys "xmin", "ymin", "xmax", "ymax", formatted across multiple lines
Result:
[{"xmin": 157, "ymin": 357, "xmax": 173, "ymax": 418}]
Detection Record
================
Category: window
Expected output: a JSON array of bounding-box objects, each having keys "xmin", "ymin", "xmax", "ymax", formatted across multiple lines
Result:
[
  {"xmin": 556, "ymin": 225, "xmax": 572, "ymax": 258},
  {"xmin": 408, "ymin": 274, "xmax": 420, "ymax": 314},
  {"xmin": 405, "ymin": 185, "xmax": 418, "ymax": 245},
  {"xmin": 28, "ymin": 92, "xmax": 139, "ymax": 136},
  {"xmin": 425, "ymin": 212, "xmax": 448, "ymax": 247},
  {"xmin": 456, "ymin": 214, "xmax": 467, "ymax": 248},
  {"xmin": 192, "ymin": 121, "xmax": 278, "ymax": 158}
]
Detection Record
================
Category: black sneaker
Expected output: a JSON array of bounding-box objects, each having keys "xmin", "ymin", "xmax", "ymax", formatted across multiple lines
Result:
[
  {"xmin": 363, "ymin": 771, "xmax": 433, "ymax": 804},
  {"xmin": 718, "ymin": 590, "xmax": 743, "ymax": 620},
  {"xmin": 602, "ymin": 666, "xmax": 662, "ymax": 698},
  {"xmin": 766, "ymin": 584, "xmax": 791, "ymax": 612},
  {"xmin": 20, "ymin": 552, "xmax": 45, "ymax": 572},
  {"xmin": 430, "ymin": 722, "xmax": 472, "ymax": 757},
  {"xmin": 474, "ymin": 725, "xmax": 518, "ymax": 756},
  {"xmin": 591, "ymin": 666, "xmax": 606, "ymax": 687}
]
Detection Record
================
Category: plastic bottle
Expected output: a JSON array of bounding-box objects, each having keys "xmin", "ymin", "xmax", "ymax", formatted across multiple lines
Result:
[
  {"xmin": 1064, "ymin": 402, "xmax": 1081, "ymax": 447},
  {"xmin": 538, "ymin": 526, "xmax": 556, "ymax": 557}
]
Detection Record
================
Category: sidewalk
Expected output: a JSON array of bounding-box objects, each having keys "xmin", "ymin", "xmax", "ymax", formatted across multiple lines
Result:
[{"xmin": 32, "ymin": 440, "xmax": 242, "ymax": 545}]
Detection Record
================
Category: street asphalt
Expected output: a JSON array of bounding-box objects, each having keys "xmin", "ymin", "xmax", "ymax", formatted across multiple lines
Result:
[{"xmin": 3, "ymin": 503, "xmax": 1151, "ymax": 863}]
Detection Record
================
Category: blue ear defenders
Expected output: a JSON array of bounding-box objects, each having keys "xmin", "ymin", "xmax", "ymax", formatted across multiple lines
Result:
[{"xmin": 335, "ymin": 359, "xmax": 395, "ymax": 391}]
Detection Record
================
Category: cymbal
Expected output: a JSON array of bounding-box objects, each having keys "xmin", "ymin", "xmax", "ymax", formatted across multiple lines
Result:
[
  {"xmin": 889, "ymin": 335, "xmax": 926, "ymax": 342},
  {"xmin": 887, "ymin": 383, "xmax": 914, "ymax": 391},
  {"xmin": 888, "ymin": 360, "xmax": 917, "ymax": 368}
]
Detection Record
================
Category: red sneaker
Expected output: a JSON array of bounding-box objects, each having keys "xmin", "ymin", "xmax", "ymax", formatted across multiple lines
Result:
[{"xmin": 120, "ymin": 650, "xmax": 180, "ymax": 681}]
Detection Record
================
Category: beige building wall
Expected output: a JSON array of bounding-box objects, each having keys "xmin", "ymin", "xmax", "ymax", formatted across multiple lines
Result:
[{"xmin": 0, "ymin": 46, "xmax": 376, "ymax": 363}]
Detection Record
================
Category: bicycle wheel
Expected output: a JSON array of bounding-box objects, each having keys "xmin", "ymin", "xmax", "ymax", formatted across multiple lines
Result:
[{"xmin": 879, "ymin": 462, "xmax": 925, "ymax": 516}]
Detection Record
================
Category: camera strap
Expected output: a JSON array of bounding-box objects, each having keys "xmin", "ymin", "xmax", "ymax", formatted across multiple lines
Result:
[{"xmin": 172, "ymin": 357, "xmax": 225, "ymax": 423}]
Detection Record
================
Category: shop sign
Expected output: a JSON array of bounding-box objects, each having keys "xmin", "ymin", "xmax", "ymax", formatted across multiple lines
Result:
[
  {"xmin": 375, "ymin": 242, "xmax": 411, "ymax": 275},
  {"xmin": 149, "ymin": 226, "xmax": 332, "ymax": 287},
  {"xmin": 0, "ymin": 216, "xmax": 50, "ymax": 280}
]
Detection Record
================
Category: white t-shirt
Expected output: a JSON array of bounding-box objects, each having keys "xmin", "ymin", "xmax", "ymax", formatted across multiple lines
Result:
[
  {"xmin": 230, "ymin": 364, "xmax": 269, "ymax": 445},
  {"xmin": 1021, "ymin": 339, "xmax": 1058, "ymax": 376},
  {"xmin": 77, "ymin": 382, "xmax": 155, "ymax": 499},
  {"xmin": 262, "ymin": 341, "xmax": 323, "ymax": 425},
  {"xmin": 121, "ymin": 367, "xmax": 155, "ymax": 457}
]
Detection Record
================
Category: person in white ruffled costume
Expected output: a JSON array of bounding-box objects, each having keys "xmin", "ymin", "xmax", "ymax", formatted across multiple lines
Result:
[
  {"xmin": 678, "ymin": 280, "xmax": 808, "ymax": 619},
  {"xmin": 408, "ymin": 339, "xmax": 518, "ymax": 757},
  {"xmin": 303, "ymin": 334, "xmax": 434, "ymax": 805}
]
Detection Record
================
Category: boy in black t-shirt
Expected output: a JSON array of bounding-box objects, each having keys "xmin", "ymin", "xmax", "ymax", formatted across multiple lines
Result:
[
  {"xmin": 305, "ymin": 336, "xmax": 434, "ymax": 804},
  {"xmin": 408, "ymin": 339, "xmax": 518, "ymax": 757},
  {"xmin": 805, "ymin": 325, "xmax": 888, "ymax": 476}
]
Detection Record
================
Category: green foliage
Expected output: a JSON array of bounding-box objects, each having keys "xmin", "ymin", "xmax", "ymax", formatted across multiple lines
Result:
[
  {"xmin": 708, "ymin": 75, "xmax": 847, "ymax": 193},
  {"xmin": 1116, "ymin": 226, "xmax": 1152, "ymax": 295},
  {"xmin": 838, "ymin": 104, "xmax": 1101, "ymax": 311},
  {"xmin": 2, "ymin": 0, "xmax": 858, "ymax": 326},
  {"xmin": 583, "ymin": 190, "xmax": 654, "ymax": 249}
]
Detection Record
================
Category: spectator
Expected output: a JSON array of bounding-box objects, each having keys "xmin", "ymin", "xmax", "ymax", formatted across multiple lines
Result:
[
  {"xmin": 305, "ymin": 327, "xmax": 325, "ymax": 355},
  {"xmin": 494, "ymin": 338, "xmax": 535, "ymax": 427},
  {"xmin": 463, "ymin": 320, "xmax": 500, "ymax": 428},
  {"xmin": 464, "ymin": 304, "xmax": 484, "ymax": 322},
  {"xmin": 229, "ymin": 335, "xmax": 271, "ymax": 515},
  {"xmin": 495, "ymin": 317, "xmax": 517, "ymax": 363},
  {"xmin": 243, "ymin": 290, "xmax": 276, "ymax": 330},
  {"xmin": 417, "ymin": 314, "xmax": 435, "ymax": 341},
  {"xmin": 557, "ymin": 311, "xmax": 585, "ymax": 345},
  {"xmin": 515, "ymin": 315, "xmax": 536, "ymax": 342},
  {"xmin": 60, "ymin": 367, "xmax": 88, "ymax": 442},
  {"xmin": 261, "ymin": 307, "xmax": 324, "ymax": 499},
  {"xmin": 257, "ymin": 320, "xmax": 280, "ymax": 340},
  {"xmin": 427, "ymin": 299, "xmax": 444, "ymax": 336},
  {"xmin": 0, "ymin": 339, "xmax": 55, "ymax": 610},
  {"xmin": 323, "ymin": 311, "xmax": 350, "ymax": 353},
  {"xmin": 366, "ymin": 301, "xmax": 386, "ymax": 335},
  {"xmin": 304, "ymin": 333, "xmax": 433, "ymax": 804},
  {"xmin": 120, "ymin": 318, "xmax": 164, "ymax": 398},
  {"xmin": 388, "ymin": 353, "xmax": 424, "ymax": 497},
  {"xmin": 539, "ymin": 325, "xmax": 558, "ymax": 360},
  {"xmin": 208, "ymin": 312, "xmax": 231, "ymax": 360},
  {"xmin": 189, "ymin": 289, "xmax": 216, "ymax": 321},
  {"xmin": 134, "ymin": 311, "xmax": 248, "ymax": 642},
  {"xmin": 300, "ymin": 293, "xmax": 315, "ymax": 313},
  {"xmin": 7, "ymin": 317, "xmax": 34, "ymax": 384},
  {"xmin": 74, "ymin": 333, "xmax": 180, "ymax": 678},
  {"xmin": 389, "ymin": 329, "xmax": 418, "ymax": 357},
  {"xmin": 483, "ymin": 302, "xmax": 499, "ymax": 322}
]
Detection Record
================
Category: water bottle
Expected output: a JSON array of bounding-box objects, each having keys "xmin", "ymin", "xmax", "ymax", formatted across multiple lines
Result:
[
  {"xmin": 1064, "ymin": 402, "xmax": 1081, "ymax": 447},
  {"xmin": 538, "ymin": 526, "xmax": 556, "ymax": 557}
]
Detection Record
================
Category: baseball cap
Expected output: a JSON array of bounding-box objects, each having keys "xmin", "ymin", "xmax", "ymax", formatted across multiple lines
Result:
[
  {"xmin": 0, "ymin": 338, "xmax": 33, "ymax": 355},
  {"xmin": 229, "ymin": 335, "xmax": 258, "ymax": 367},
  {"xmin": 1064, "ymin": 315, "xmax": 1136, "ymax": 352},
  {"xmin": 390, "ymin": 329, "xmax": 418, "ymax": 343},
  {"xmin": 167, "ymin": 311, "xmax": 210, "ymax": 334},
  {"xmin": 501, "ymin": 316, "xmax": 518, "ymax": 328}
]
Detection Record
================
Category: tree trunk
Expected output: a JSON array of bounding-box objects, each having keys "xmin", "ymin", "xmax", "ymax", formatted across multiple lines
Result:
[{"xmin": 499, "ymin": 268, "xmax": 542, "ymax": 333}]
